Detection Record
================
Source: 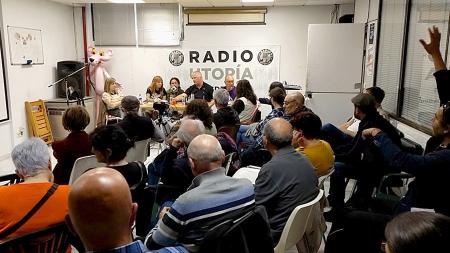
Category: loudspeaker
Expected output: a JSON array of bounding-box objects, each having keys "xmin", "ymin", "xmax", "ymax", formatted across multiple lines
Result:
[{"xmin": 56, "ymin": 61, "xmax": 85, "ymax": 99}]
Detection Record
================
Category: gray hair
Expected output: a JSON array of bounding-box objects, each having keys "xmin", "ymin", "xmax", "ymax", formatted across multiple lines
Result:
[
  {"xmin": 11, "ymin": 138, "xmax": 50, "ymax": 177},
  {"xmin": 187, "ymin": 134, "xmax": 223, "ymax": 163},
  {"xmin": 263, "ymin": 120, "xmax": 293, "ymax": 149},
  {"xmin": 176, "ymin": 118, "xmax": 205, "ymax": 145},
  {"xmin": 213, "ymin": 89, "xmax": 230, "ymax": 106}
]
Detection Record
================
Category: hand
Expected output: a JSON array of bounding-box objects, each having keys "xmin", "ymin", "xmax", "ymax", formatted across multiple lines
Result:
[
  {"xmin": 159, "ymin": 207, "xmax": 171, "ymax": 220},
  {"xmin": 362, "ymin": 128, "xmax": 381, "ymax": 139},
  {"xmin": 419, "ymin": 26, "xmax": 441, "ymax": 56},
  {"xmin": 171, "ymin": 137, "xmax": 183, "ymax": 149}
]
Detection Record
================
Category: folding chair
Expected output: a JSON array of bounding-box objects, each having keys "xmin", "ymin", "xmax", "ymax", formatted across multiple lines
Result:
[
  {"xmin": 0, "ymin": 173, "xmax": 22, "ymax": 186},
  {"xmin": 125, "ymin": 138, "xmax": 150, "ymax": 163},
  {"xmin": 69, "ymin": 155, "xmax": 105, "ymax": 185}
]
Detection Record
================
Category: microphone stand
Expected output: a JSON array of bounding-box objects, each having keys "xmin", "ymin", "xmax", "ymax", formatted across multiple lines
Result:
[{"xmin": 48, "ymin": 63, "xmax": 89, "ymax": 107}]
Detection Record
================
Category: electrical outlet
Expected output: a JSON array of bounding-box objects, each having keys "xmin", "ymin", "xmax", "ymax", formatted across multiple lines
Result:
[{"xmin": 17, "ymin": 127, "xmax": 24, "ymax": 137}]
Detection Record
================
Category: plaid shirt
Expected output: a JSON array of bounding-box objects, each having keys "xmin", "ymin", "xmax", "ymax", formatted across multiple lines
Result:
[{"xmin": 254, "ymin": 108, "xmax": 285, "ymax": 148}]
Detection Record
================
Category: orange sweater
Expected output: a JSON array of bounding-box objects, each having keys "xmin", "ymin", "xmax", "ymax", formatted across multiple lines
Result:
[{"xmin": 0, "ymin": 182, "xmax": 69, "ymax": 240}]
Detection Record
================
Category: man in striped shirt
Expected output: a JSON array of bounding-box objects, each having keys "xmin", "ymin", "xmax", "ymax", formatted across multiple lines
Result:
[{"xmin": 145, "ymin": 135, "xmax": 255, "ymax": 252}]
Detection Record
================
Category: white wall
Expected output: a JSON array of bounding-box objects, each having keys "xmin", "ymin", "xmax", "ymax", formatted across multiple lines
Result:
[
  {"xmin": 98, "ymin": 6, "xmax": 334, "ymax": 99},
  {"xmin": 0, "ymin": 0, "xmax": 81, "ymax": 157}
]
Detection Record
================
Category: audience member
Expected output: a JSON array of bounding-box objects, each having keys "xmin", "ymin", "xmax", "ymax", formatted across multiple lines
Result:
[
  {"xmin": 173, "ymin": 71, "xmax": 214, "ymax": 105},
  {"xmin": 232, "ymin": 79, "xmax": 258, "ymax": 124},
  {"xmin": 259, "ymin": 81, "xmax": 286, "ymax": 107},
  {"xmin": 102, "ymin": 77, "xmax": 124, "ymax": 118},
  {"xmin": 146, "ymin": 76, "xmax": 168, "ymax": 102},
  {"xmin": 223, "ymin": 74, "xmax": 237, "ymax": 100},
  {"xmin": 145, "ymin": 135, "xmax": 255, "ymax": 252},
  {"xmin": 117, "ymin": 95, "xmax": 164, "ymax": 142},
  {"xmin": 255, "ymin": 118, "xmax": 318, "ymax": 244},
  {"xmin": 52, "ymin": 106, "xmax": 92, "ymax": 184},
  {"xmin": 283, "ymin": 92, "xmax": 311, "ymax": 120},
  {"xmin": 290, "ymin": 112, "xmax": 334, "ymax": 177},
  {"xmin": 167, "ymin": 77, "xmax": 184, "ymax": 99},
  {"xmin": 213, "ymin": 88, "xmax": 240, "ymax": 130},
  {"xmin": 0, "ymin": 138, "xmax": 69, "ymax": 239},
  {"xmin": 68, "ymin": 167, "xmax": 187, "ymax": 253},
  {"xmin": 184, "ymin": 99, "xmax": 217, "ymax": 135}
]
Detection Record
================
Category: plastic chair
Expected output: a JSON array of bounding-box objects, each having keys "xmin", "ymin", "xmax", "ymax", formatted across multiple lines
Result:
[
  {"xmin": 0, "ymin": 173, "xmax": 22, "ymax": 186},
  {"xmin": 125, "ymin": 138, "xmax": 150, "ymax": 163},
  {"xmin": 274, "ymin": 189, "xmax": 324, "ymax": 253},
  {"xmin": 224, "ymin": 152, "xmax": 236, "ymax": 175},
  {"xmin": 0, "ymin": 223, "xmax": 70, "ymax": 253},
  {"xmin": 69, "ymin": 155, "xmax": 105, "ymax": 185}
]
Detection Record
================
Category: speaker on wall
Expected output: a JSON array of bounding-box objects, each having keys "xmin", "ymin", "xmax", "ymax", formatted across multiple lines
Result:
[{"xmin": 56, "ymin": 61, "xmax": 85, "ymax": 99}]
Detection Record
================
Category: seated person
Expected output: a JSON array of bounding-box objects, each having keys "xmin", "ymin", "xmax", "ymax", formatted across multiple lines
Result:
[
  {"xmin": 172, "ymin": 71, "xmax": 214, "ymax": 106},
  {"xmin": 259, "ymin": 81, "xmax": 286, "ymax": 107},
  {"xmin": 167, "ymin": 77, "xmax": 184, "ymax": 99},
  {"xmin": 102, "ymin": 77, "xmax": 124, "ymax": 118},
  {"xmin": 117, "ymin": 95, "xmax": 164, "ymax": 142},
  {"xmin": 213, "ymin": 88, "xmax": 240, "ymax": 130},
  {"xmin": 290, "ymin": 112, "xmax": 334, "ymax": 177},
  {"xmin": 184, "ymin": 99, "xmax": 217, "ymax": 135},
  {"xmin": 145, "ymin": 135, "xmax": 255, "ymax": 252},
  {"xmin": 0, "ymin": 138, "xmax": 69, "ymax": 239},
  {"xmin": 282, "ymin": 92, "xmax": 312, "ymax": 121},
  {"xmin": 254, "ymin": 118, "xmax": 318, "ymax": 244},
  {"xmin": 146, "ymin": 76, "xmax": 168, "ymax": 102},
  {"xmin": 52, "ymin": 106, "xmax": 92, "ymax": 184},
  {"xmin": 223, "ymin": 74, "xmax": 237, "ymax": 100},
  {"xmin": 232, "ymin": 79, "xmax": 258, "ymax": 124},
  {"xmin": 68, "ymin": 167, "xmax": 187, "ymax": 253}
]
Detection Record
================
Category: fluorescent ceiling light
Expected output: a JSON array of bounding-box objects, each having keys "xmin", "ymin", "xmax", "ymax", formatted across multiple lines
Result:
[
  {"xmin": 108, "ymin": 0, "xmax": 145, "ymax": 3},
  {"xmin": 241, "ymin": 0, "xmax": 274, "ymax": 2}
]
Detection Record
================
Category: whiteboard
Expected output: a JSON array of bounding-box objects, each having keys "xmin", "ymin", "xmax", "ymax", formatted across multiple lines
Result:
[
  {"xmin": 7, "ymin": 26, "xmax": 44, "ymax": 65},
  {"xmin": 0, "ymin": 30, "xmax": 9, "ymax": 122}
]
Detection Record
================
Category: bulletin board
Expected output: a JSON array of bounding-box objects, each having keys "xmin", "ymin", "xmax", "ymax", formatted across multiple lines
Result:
[
  {"xmin": 7, "ymin": 26, "xmax": 44, "ymax": 65},
  {"xmin": 0, "ymin": 28, "xmax": 10, "ymax": 122}
]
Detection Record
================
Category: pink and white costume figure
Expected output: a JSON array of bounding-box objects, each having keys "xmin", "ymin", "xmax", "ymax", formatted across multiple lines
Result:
[{"xmin": 87, "ymin": 46, "xmax": 113, "ymax": 125}]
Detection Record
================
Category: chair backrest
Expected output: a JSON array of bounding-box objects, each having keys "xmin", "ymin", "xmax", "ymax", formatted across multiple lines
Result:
[
  {"xmin": 0, "ymin": 174, "xmax": 22, "ymax": 186},
  {"xmin": 0, "ymin": 223, "xmax": 70, "ymax": 253},
  {"xmin": 318, "ymin": 167, "xmax": 334, "ymax": 190},
  {"xmin": 274, "ymin": 189, "xmax": 324, "ymax": 253},
  {"xmin": 224, "ymin": 152, "xmax": 236, "ymax": 175},
  {"xmin": 125, "ymin": 138, "xmax": 150, "ymax": 163},
  {"xmin": 69, "ymin": 155, "xmax": 105, "ymax": 185}
]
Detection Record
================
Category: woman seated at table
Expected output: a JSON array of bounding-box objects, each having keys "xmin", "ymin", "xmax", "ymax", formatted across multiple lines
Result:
[
  {"xmin": 167, "ymin": 77, "xmax": 184, "ymax": 99},
  {"xmin": 146, "ymin": 75, "xmax": 167, "ymax": 102},
  {"xmin": 184, "ymin": 99, "xmax": 217, "ymax": 135},
  {"xmin": 102, "ymin": 77, "xmax": 124, "ymax": 118},
  {"xmin": 232, "ymin": 79, "xmax": 258, "ymax": 125}
]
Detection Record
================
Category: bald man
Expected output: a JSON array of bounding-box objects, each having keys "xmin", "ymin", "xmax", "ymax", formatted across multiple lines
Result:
[
  {"xmin": 223, "ymin": 74, "xmax": 237, "ymax": 100},
  {"xmin": 255, "ymin": 118, "xmax": 318, "ymax": 244},
  {"xmin": 68, "ymin": 168, "xmax": 187, "ymax": 253},
  {"xmin": 145, "ymin": 135, "xmax": 255, "ymax": 252},
  {"xmin": 173, "ymin": 71, "xmax": 214, "ymax": 104},
  {"xmin": 283, "ymin": 92, "xmax": 312, "ymax": 120}
]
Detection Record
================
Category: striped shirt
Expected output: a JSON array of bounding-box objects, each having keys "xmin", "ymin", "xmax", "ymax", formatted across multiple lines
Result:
[{"xmin": 146, "ymin": 168, "xmax": 255, "ymax": 252}]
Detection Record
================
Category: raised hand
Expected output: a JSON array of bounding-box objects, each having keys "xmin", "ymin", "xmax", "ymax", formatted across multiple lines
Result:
[{"xmin": 419, "ymin": 26, "xmax": 441, "ymax": 56}]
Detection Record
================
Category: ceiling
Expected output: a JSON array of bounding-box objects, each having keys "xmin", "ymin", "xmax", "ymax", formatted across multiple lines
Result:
[{"xmin": 50, "ymin": 0, "xmax": 354, "ymax": 7}]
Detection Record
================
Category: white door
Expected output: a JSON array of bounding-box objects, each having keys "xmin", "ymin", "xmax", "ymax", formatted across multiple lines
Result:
[{"xmin": 305, "ymin": 24, "xmax": 365, "ymax": 125}]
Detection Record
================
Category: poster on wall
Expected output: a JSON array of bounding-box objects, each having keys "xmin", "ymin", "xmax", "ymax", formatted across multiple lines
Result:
[
  {"xmin": 7, "ymin": 26, "xmax": 44, "ymax": 65},
  {"xmin": 164, "ymin": 46, "xmax": 280, "ymax": 97},
  {"xmin": 364, "ymin": 21, "xmax": 377, "ymax": 88},
  {"xmin": 0, "ymin": 32, "xmax": 9, "ymax": 122}
]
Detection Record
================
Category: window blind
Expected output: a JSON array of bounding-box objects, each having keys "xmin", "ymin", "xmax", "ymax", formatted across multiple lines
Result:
[{"xmin": 93, "ymin": 4, "xmax": 136, "ymax": 46}]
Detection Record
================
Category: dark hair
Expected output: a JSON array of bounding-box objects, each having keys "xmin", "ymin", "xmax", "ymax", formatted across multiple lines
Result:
[
  {"xmin": 185, "ymin": 99, "xmax": 214, "ymax": 129},
  {"xmin": 366, "ymin": 87, "xmax": 385, "ymax": 104},
  {"xmin": 90, "ymin": 125, "xmax": 134, "ymax": 163},
  {"xmin": 121, "ymin": 96, "xmax": 140, "ymax": 112},
  {"xmin": 62, "ymin": 106, "xmax": 90, "ymax": 131},
  {"xmin": 290, "ymin": 112, "xmax": 322, "ymax": 139},
  {"xmin": 269, "ymin": 81, "xmax": 286, "ymax": 95},
  {"xmin": 385, "ymin": 212, "xmax": 450, "ymax": 253},
  {"xmin": 356, "ymin": 104, "xmax": 377, "ymax": 115},
  {"xmin": 236, "ymin": 79, "xmax": 257, "ymax": 105},
  {"xmin": 170, "ymin": 77, "xmax": 180, "ymax": 86},
  {"xmin": 269, "ymin": 87, "xmax": 286, "ymax": 106}
]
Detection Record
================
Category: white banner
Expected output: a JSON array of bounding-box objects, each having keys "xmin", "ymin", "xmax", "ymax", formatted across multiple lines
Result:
[{"xmin": 164, "ymin": 46, "xmax": 280, "ymax": 97}]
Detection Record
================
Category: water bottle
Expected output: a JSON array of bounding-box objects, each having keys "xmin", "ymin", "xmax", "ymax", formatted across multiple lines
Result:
[{"xmin": 138, "ymin": 94, "xmax": 143, "ymax": 104}]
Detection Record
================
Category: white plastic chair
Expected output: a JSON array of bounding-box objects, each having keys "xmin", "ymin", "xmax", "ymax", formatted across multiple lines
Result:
[
  {"xmin": 274, "ymin": 189, "xmax": 324, "ymax": 253},
  {"xmin": 125, "ymin": 138, "xmax": 150, "ymax": 163},
  {"xmin": 232, "ymin": 166, "xmax": 261, "ymax": 184},
  {"xmin": 69, "ymin": 155, "xmax": 105, "ymax": 185}
]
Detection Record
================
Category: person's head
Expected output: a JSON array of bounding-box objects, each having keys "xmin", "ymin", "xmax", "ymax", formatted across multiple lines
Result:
[
  {"xmin": 236, "ymin": 79, "xmax": 257, "ymax": 105},
  {"xmin": 11, "ymin": 137, "xmax": 51, "ymax": 180},
  {"xmin": 104, "ymin": 77, "xmax": 119, "ymax": 94},
  {"xmin": 290, "ymin": 112, "xmax": 322, "ymax": 147},
  {"xmin": 187, "ymin": 134, "xmax": 225, "ymax": 176},
  {"xmin": 68, "ymin": 167, "xmax": 137, "ymax": 251},
  {"xmin": 269, "ymin": 81, "xmax": 286, "ymax": 95},
  {"xmin": 90, "ymin": 125, "xmax": 134, "ymax": 164},
  {"xmin": 184, "ymin": 99, "xmax": 214, "ymax": 129},
  {"xmin": 169, "ymin": 77, "xmax": 180, "ymax": 88},
  {"xmin": 263, "ymin": 118, "xmax": 293, "ymax": 153},
  {"xmin": 384, "ymin": 212, "xmax": 450, "ymax": 253},
  {"xmin": 224, "ymin": 74, "xmax": 235, "ymax": 91},
  {"xmin": 121, "ymin": 96, "xmax": 140, "ymax": 114},
  {"xmin": 213, "ymin": 88, "xmax": 230, "ymax": 108},
  {"xmin": 176, "ymin": 118, "xmax": 205, "ymax": 146},
  {"xmin": 366, "ymin": 86, "xmax": 385, "ymax": 108},
  {"xmin": 62, "ymin": 106, "xmax": 90, "ymax": 132},
  {"xmin": 269, "ymin": 87, "xmax": 286, "ymax": 108},
  {"xmin": 432, "ymin": 102, "xmax": 450, "ymax": 137},
  {"xmin": 191, "ymin": 71, "xmax": 204, "ymax": 86},
  {"xmin": 150, "ymin": 75, "xmax": 164, "ymax": 93},
  {"xmin": 351, "ymin": 93, "xmax": 377, "ymax": 120},
  {"xmin": 284, "ymin": 92, "xmax": 305, "ymax": 115}
]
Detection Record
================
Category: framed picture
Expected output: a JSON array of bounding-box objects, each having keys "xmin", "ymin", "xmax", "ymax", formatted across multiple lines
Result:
[{"xmin": 7, "ymin": 26, "xmax": 44, "ymax": 65}]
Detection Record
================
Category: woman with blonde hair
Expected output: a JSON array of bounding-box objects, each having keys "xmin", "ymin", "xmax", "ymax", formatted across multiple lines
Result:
[
  {"xmin": 102, "ymin": 77, "xmax": 124, "ymax": 118},
  {"xmin": 146, "ymin": 75, "xmax": 167, "ymax": 102}
]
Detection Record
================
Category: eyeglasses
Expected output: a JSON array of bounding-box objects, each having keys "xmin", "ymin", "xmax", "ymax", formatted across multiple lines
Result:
[{"xmin": 283, "ymin": 100, "xmax": 295, "ymax": 105}]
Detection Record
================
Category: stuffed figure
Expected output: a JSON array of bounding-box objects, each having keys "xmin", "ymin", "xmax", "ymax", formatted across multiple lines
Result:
[{"xmin": 87, "ymin": 46, "xmax": 113, "ymax": 125}]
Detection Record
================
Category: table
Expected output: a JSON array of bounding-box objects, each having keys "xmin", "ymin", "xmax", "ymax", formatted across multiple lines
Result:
[{"xmin": 140, "ymin": 102, "xmax": 186, "ymax": 112}]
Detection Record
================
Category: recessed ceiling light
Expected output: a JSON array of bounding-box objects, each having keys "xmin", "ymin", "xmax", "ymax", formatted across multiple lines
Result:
[
  {"xmin": 241, "ymin": 0, "xmax": 274, "ymax": 2},
  {"xmin": 108, "ymin": 0, "xmax": 145, "ymax": 3}
]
